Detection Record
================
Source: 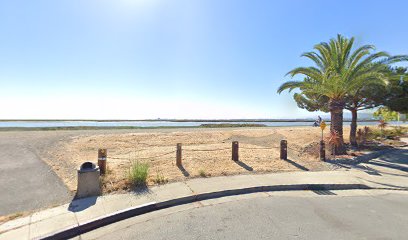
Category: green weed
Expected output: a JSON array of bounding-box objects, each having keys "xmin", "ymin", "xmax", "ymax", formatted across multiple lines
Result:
[{"xmin": 128, "ymin": 160, "xmax": 149, "ymax": 187}]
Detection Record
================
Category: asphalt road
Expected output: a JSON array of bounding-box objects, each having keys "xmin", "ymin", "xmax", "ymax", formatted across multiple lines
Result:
[
  {"xmin": 93, "ymin": 192, "xmax": 408, "ymax": 240},
  {"xmin": 0, "ymin": 132, "xmax": 72, "ymax": 216}
]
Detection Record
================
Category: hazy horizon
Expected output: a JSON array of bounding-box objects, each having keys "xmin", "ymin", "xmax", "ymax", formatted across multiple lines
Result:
[
  {"xmin": 1, "ymin": 0, "xmax": 407, "ymax": 119},
  {"xmin": 0, "ymin": 112, "xmax": 377, "ymax": 121}
]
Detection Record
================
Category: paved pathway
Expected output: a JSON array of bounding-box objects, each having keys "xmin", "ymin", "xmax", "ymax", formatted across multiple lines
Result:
[{"xmin": 0, "ymin": 132, "xmax": 72, "ymax": 216}]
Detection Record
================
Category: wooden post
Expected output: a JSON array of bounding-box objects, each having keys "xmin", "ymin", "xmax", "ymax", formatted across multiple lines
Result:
[
  {"xmin": 280, "ymin": 140, "xmax": 287, "ymax": 160},
  {"xmin": 319, "ymin": 140, "xmax": 326, "ymax": 161},
  {"xmin": 176, "ymin": 143, "xmax": 182, "ymax": 166},
  {"xmin": 232, "ymin": 141, "xmax": 239, "ymax": 161},
  {"xmin": 98, "ymin": 149, "xmax": 107, "ymax": 175}
]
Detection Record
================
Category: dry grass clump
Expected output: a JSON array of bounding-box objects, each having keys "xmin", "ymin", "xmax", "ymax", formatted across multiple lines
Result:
[
  {"xmin": 152, "ymin": 168, "xmax": 168, "ymax": 185},
  {"xmin": 198, "ymin": 169, "xmax": 211, "ymax": 177},
  {"xmin": 128, "ymin": 160, "xmax": 149, "ymax": 187}
]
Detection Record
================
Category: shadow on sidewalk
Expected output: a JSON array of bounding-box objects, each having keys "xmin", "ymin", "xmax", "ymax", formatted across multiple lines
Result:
[
  {"xmin": 368, "ymin": 160, "xmax": 408, "ymax": 173},
  {"xmin": 68, "ymin": 196, "xmax": 97, "ymax": 212},
  {"xmin": 131, "ymin": 185, "xmax": 152, "ymax": 195},
  {"xmin": 358, "ymin": 178, "xmax": 408, "ymax": 190},
  {"xmin": 351, "ymin": 164, "xmax": 382, "ymax": 176},
  {"xmin": 328, "ymin": 148, "xmax": 408, "ymax": 175},
  {"xmin": 283, "ymin": 158, "xmax": 309, "ymax": 171}
]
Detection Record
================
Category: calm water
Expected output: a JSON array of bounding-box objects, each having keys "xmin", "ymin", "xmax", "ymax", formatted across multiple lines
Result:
[{"xmin": 0, "ymin": 120, "xmax": 392, "ymax": 128}]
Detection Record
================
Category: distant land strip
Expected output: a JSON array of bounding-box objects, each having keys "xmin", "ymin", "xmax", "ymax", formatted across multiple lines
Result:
[
  {"xmin": 0, "ymin": 119, "xmax": 377, "ymax": 122},
  {"xmin": 0, "ymin": 124, "xmax": 268, "ymax": 131}
]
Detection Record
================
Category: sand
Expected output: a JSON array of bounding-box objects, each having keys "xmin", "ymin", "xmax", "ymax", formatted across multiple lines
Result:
[{"xmin": 44, "ymin": 126, "xmax": 345, "ymax": 192}]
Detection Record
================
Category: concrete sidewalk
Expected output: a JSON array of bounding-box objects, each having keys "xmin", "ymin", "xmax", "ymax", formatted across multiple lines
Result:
[{"xmin": 1, "ymin": 148, "xmax": 407, "ymax": 240}]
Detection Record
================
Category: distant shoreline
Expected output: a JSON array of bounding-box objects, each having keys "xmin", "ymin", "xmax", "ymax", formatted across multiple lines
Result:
[
  {"xmin": 0, "ymin": 121, "xmax": 392, "ymax": 132},
  {"xmin": 0, "ymin": 124, "xmax": 267, "ymax": 131},
  {"xmin": 0, "ymin": 119, "xmax": 377, "ymax": 123}
]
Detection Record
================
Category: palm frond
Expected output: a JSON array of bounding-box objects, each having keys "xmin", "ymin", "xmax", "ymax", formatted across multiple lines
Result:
[
  {"xmin": 277, "ymin": 34, "xmax": 408, "ymax": 112},
  {"xmin": 277, "ymin": 81, "xmax": 304, "ymax": 94}
]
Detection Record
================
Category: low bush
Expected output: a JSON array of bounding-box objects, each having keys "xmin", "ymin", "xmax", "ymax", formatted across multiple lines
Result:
[
  {"xmin": 390, "ymin": 126, "xmax": 408, "ymax": 136},
  {"xmin": 367, "ymin": 126, "xmax": 408, "ymax": 140}
]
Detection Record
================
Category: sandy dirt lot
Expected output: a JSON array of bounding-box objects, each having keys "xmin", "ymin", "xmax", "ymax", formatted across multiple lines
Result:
[{"xmin": 44, "ymin": 126, "xmax": 343, "ymax": 192}]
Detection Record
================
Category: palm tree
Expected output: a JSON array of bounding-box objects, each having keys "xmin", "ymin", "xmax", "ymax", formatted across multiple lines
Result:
[{"xmin": 277, "ymin": 34, "xmax": 406, "ymax": 154}]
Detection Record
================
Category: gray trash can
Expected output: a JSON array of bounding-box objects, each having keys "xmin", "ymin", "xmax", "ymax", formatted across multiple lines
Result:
[{"xmin": 76, "ymin": 162, "xmax": 101, "ymax": 198}]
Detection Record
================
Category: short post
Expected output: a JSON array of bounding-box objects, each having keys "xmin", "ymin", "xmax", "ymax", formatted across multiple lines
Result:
[
  {"xmin": 98, "ymin": 149, "xmax": 107, "ymax": 175},
  {"xmin": 176, "ymin": 143, "xmax": 182, "ymax": 166},
  {"xmin": 319, "ymin": 140, "xmax": 326, "ymax": 161},
  {"xmin": 280, "ymin": 140, "xmax": 287, "ymax": 160},
  {"xmin": 232, "ymin": 141, "xmax": 239, "ymax": 161}
]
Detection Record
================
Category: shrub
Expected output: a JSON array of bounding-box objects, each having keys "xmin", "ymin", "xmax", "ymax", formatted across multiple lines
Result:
[
  {"xmin": 128, "ymin": 160, "xmax": 149, "ymax": 186},
  {"xmin": 367, "ymin": 126, "xmax": 408, "ymax": 140},
  {"xmin": 199, "ymin": 169, "xmax": 207, "ymax": 177},
  {"xmin": 391, "ymin": 126, "xmax": 407, "ymax": 136}
]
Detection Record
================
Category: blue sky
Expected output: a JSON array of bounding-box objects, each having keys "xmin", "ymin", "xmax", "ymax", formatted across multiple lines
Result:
[{"xmin": 0, "ymin": 0, "xmax": 407, "ymax": 119}]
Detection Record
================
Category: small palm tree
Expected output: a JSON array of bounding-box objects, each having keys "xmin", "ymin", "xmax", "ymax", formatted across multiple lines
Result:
[
  {"xmin": 326, "ymin": 130, "xmax": 341, "ymax": 159},
  {"xmin": 277, "ymin": 35, "xmax": 406, "ymax": 155},
  {"xmin": 378, "ymin": 120, "xmax": 388, "ymax": 138}
]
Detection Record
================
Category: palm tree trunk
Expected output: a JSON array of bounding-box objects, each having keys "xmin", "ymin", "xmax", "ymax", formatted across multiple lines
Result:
[
  {"xmin": 329, "ymin": 99, "xmax": 347, "ymax": 155},
  {"xmin": 350, "ymin": 108, "xmax": 358, "ymax": 147}
]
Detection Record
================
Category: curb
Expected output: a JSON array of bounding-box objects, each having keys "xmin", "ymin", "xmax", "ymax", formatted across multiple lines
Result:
[{"xmin": 38, "ymin": 183, "xmax": 372, "ymax": 240}]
